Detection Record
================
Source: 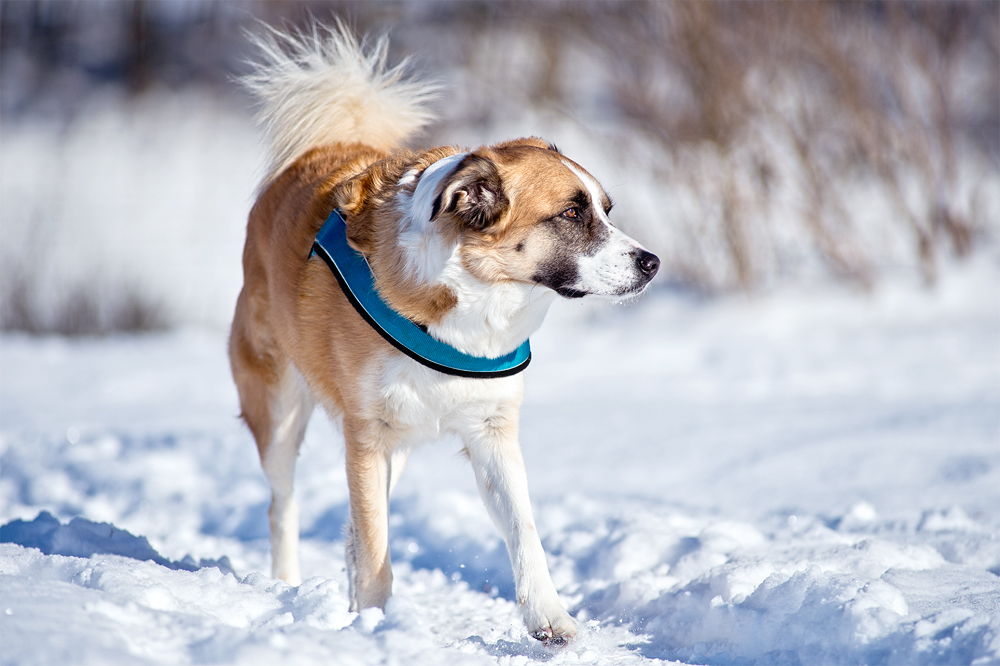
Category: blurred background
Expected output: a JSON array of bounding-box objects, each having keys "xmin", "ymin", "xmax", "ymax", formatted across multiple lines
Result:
[{"xmin": 1, "ymin": 0, "xmax": 998, "ymax": 335}]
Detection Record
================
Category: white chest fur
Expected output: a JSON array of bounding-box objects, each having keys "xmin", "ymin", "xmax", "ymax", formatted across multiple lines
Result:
[
  {"xmin": 431, "ymin": 251, "xmax": 557, "ymax": 358},
  {"xmin": 376, "ymin": 356, "xmax": 526, "ymax": 445}
]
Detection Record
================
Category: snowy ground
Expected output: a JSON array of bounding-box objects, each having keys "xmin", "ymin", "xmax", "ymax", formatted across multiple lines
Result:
[{"xmin": 1, "ymin": 255, "xmax": 999, "ymax": 665}]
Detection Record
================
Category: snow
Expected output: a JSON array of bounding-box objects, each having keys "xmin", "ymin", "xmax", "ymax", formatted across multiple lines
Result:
[{"xmin": 2, "ymin": 255, "xmax": 999, "ymax": 665}]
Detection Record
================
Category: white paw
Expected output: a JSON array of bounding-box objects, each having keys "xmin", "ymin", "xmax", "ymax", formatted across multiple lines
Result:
[{"xmin": 523, "ymin": 598, "xmax": 577, "ymax": 647}]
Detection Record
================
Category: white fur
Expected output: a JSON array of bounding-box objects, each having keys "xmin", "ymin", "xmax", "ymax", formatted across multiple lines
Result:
[
  {"xmin": 408, "ymin": 153, "xmax": 468, "ymax": 230},
  {"xmin": 244, "ymin": 21, "xmax": 438, "ymax": 190},
  {"xmin": 396, "ymin": 153, "xmax": 470, "ymax": 285},
  {"xmin": 432, "ymin": 250, "xmax": 557, "ymax": 357},
  {"xmin": 368, "ymin": 160, "xmax": 570, "ymax": 637},
  {"xmin": 397, "ymin": 168, "xmax": 419, "ymax": 187}
]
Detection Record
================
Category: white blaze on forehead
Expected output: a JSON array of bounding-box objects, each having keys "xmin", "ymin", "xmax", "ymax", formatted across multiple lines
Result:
[
  {"xmin": 560, "ymin": 159, "xmax": 612, "ymax": 226},
  {"xmin": 560, "ymin": 158, "xmax": 644, "ymax": 251},
  {"xmin": 407, "ymin": 152, "xmax": 469, "ymax": 230}
]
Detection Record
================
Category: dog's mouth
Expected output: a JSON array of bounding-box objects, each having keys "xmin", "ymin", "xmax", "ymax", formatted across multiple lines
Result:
[
  {"xmin": 553, "ymin": 279, "xmax": 655, "ymax": 300},
  {"xmin": 555, "ymin": 286, "xmax": 588, "ymax": 299},
  {"xmin": 553, "ymin": 271, "xmax": 657, "ymax": 301}
]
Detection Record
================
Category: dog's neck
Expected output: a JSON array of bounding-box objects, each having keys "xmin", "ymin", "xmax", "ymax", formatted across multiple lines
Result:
[
  {"xmin": 430, "ymin": 252, "xmax": 557, "ymax": 358},
  {"xmin": 387, "ymin": 156, "xmax": 557, "ymax": 359}
]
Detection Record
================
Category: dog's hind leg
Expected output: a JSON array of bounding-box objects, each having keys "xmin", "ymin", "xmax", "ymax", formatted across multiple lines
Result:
[
  {"xmin": 459, "ymin": 405, "xmax": 577, "ymax": 645},
  {"xmin": 230, "ymin": 315, "xmax": 314, "ymax": 586},
  {"xmin": 260, "ymin": 364, "xmax": 314, "ymax": 585}
]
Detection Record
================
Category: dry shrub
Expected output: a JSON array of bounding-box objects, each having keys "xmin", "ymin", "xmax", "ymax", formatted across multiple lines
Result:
[
  {"xmin": 1, "ymin": 265, "xmax": 167, "ymax": 336},
  {"xmin": 574, "ymin": 1, "xmax": 997, "ymax": 290}
]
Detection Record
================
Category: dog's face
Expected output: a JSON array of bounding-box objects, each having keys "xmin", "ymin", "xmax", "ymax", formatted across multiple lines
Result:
[{"xmin": 429, "ymin": 139, "xmax": 660, "ymax": 300}]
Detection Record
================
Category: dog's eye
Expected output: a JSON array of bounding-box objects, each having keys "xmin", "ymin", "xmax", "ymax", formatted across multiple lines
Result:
[{"xmin": 562, "ymin": 207, "xmax": 580, "ymax": 220}]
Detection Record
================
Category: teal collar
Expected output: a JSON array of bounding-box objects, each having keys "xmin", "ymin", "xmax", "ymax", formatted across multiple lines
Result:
[{"xmin": 311, "ymin": 209, "xmax": 531, "ymax": 379}]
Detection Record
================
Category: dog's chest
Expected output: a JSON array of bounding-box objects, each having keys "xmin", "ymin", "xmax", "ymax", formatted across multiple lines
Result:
[{"xmin": 374, "ymin": 357, "xmax": 524, "ymax": 443}]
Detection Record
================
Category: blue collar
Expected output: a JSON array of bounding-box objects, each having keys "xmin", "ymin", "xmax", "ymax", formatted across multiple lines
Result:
[{"xmin": 311, "ymin": 209, "xmax": 531, "ymax": 379}]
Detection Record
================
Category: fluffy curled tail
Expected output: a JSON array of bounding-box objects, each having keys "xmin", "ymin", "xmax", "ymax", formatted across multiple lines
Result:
[{"xmin": 243, "ymin": 21, "xmax": 438, "ymax": 189}]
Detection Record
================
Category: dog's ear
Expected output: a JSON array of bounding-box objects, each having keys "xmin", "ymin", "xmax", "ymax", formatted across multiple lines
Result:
[{"xmin": 433, "ymin": 154, "xmax": 508, "ymax": 231}]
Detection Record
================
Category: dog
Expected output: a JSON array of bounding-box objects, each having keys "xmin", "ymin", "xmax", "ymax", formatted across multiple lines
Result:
[{"xmin": 229, "ymin": 23, "xmax": 659, "ymax": 646}]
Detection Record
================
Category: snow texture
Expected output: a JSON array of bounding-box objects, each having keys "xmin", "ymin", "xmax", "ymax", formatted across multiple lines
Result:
[{"xmin": 2, "ymin": 257, "xmax": 999, "ymax": 665}]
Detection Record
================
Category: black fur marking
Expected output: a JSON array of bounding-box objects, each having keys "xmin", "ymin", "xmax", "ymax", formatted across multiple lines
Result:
[
  {"xmin": 556, "ymin": 286, "xmax": 588, "ymax": 298},
  {"xmin": 531, "ymin": 193, "xmax": 614, "ymax": 297},
  {"xmin": 532, "ymin": 260, "xmax": 583, "ymax": 298},
  {"xmin": 430, "ymin": 192, "xmax": 443, "ymax": 220},
  {"xmin": 547, "ymin": 142, "xmax": 561, "ymax": 154},
  {"xmin": 569, "ymin": 190, "xmax": 590, "ymax": 212}
]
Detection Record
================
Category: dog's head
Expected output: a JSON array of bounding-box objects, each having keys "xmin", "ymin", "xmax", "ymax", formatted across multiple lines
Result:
[{"xmin": 405, "ymin": 138, "xmax": 659, "ymax": 301}]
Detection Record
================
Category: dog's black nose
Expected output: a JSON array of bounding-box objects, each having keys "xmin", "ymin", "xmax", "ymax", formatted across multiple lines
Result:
[{"xmin": 636, "ymin": 250, "xmax": 660, "ymax": 278}]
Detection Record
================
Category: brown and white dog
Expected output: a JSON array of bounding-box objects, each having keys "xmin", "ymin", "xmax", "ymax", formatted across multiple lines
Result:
[{"xmin": 229, "ymin": 24, "xmax": 658, "ymax": 645}]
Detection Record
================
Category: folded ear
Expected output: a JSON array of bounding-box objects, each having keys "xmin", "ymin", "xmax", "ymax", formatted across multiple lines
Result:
[
  {"xmin": 330, "ymin": 161, "xmax": 400, "ymax": 253},
  {"xmin": 432, "ymin": 154, "xmax": 508, "ymax": 231}
]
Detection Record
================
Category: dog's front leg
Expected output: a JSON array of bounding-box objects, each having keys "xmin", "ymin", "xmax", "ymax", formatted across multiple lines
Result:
[
  {"xmin": 343, "ymin": 421, "xmax": 394, "ymax": 612},
  {"xmin": 462, "ymin": 410, "xmax": 577, "ymax": 645}
]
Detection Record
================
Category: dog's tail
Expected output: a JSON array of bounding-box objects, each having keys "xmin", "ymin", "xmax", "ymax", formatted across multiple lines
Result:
[{"xmin": 243, "ymin": 21, "xmax": 438, "ymax": 190}]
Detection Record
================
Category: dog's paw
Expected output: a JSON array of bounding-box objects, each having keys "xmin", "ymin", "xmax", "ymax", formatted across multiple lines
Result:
[
  {"xmin": 530, "ymin": 628, "xmax": 573, "ymax": 648},
  {"xmin": 524, "ymin": 603, "xmax": 577, "ymax": 647}
]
